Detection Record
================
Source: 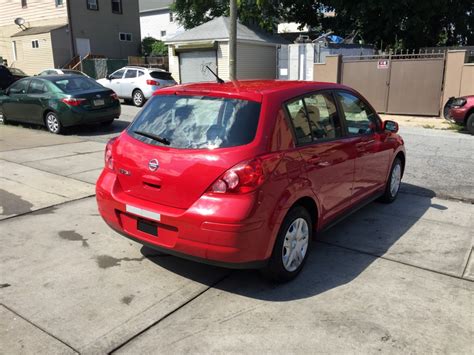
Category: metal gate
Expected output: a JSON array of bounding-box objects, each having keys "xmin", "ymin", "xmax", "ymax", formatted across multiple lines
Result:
[{"xmin": 341, "ymin": 53, "xmax": 445, "ymax": 116}]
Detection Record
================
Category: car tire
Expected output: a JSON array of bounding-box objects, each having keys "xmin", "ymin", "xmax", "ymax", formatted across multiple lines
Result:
[
  {"xmin": 261, "ymin": 205, "xmax": 312, "ymax": 282},
  {"xmin": 100, "ymin": 119, "xmax": 115, "ymax": 126},
  {"xmin": 380, "ymin": 157, "xmax": 402, "ymax": 203},
  {"xmin": 45, "ymin": 111, "xmax": 63, "ymax": 134},
  {"xmin": 466, "ymin": 113, "xmax": 474, "ymax": 135},
  {"xmin": 132, "ymin": 89, "xmax": 145, "ymax": 107}
]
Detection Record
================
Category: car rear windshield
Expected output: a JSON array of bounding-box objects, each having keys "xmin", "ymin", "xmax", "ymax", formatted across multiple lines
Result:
[
  {"xmin": 51, "ymin": 77, "xmax": 103, "ymax": 93},
  {"xmin": 149, "ymin": 71, "xmax": 174, "ymax": 81},
  {"xmin": 128, "ymin": 95, "xmax": 261, "ymax": 150}
]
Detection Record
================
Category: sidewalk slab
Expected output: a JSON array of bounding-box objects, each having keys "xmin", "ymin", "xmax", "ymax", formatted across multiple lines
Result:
[
  {"xmin": 0, "ymin": 160, "xmax": 94, "ymax": 219},
  {"xmin": 0, "ymin": 141, "xmax": 104, "ymax": 163},
  {"xmin": 318, "ymin": 194, "xmax": 474, "ymax": 278},
  {"xmin": 0, "ymin": 197, "xmax": 228, "ymax": 353},
  {"xmin": 0, "ymin": 305, "xmax": 77, "ymax": 355},
  {"xmin": 0, "ymin": 125, "xmax": 82, "ymax": 151},
  {"xmin": 23, "ymin": 152, "xmax": 104, "ymax": 177},
  {"xmin": 115, "ymin": 245, "xmax": 473, "ymax": 354}
]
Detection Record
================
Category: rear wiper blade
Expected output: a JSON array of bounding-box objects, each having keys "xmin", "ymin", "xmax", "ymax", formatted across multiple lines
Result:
[{"xmin": 133, "ymin": 130, "xmax": 171, "ymax": 145}]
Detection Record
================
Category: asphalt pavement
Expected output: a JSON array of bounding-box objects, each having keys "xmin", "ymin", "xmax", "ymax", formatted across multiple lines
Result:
[{"xmin": 0, "ymin": 103, "xmax": 472, "ymax": 354}]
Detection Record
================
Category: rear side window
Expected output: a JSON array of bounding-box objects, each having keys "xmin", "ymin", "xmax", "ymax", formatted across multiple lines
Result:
[
  {"xmin": 28, "ymin": 79, "xmax": 48, "ymax": 94},
  {"xmin": 149, "ymin": 71, "xmax": 174, "ymax": 81},
  {"xmin": 286, "ymin": 99, "xmax": 312, "ymax": 144},
  {"xmin": 303, "ymin": 93, "xmax": 342, "ymax": 139},
  {"xmin": 336, "ymin": 91, "xmax": 379, "ymax": 135},
  {"xmin": 51, "ymin": 77, "xmax": 103, "ymax": 93},
  {"xmin": 128, "ymin": 95, "xmax": 261, "ymax": 150}
]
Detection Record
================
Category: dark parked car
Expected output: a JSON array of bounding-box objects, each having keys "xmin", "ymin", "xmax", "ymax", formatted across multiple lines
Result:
[
  {"xmin": 0, "ymin": 75, "xmax": 120, "ymax": 134},
  {"xmin": 96, "ymin": 80, "xmax": 406, "ymax": 281},
  {"xmin": 0, "ymin": 65, "xmax": 28, "ymax": 90},
  {"xmin": 444, "ymin": 95, "xmax": 474, "ymax": 134}
]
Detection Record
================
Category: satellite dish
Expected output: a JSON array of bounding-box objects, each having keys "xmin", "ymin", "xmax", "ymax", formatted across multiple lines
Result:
[{"xmin": 14, "ymin": 17, "xmax": 25, "ymax": 26}]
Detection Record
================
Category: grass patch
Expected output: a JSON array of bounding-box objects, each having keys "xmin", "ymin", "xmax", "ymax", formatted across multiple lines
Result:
[
  {"xmin": 422, "ymin": 124, "xmax": 436, "ymax": 129},
  {"xmin": 443, "ymin": 123, "xmax": 464, "ymax": 132}
]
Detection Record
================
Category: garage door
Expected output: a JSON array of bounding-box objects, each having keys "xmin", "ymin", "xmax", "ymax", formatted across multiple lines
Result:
[{"xmin": 179, "ymin": 50, "xmax": 217, "ymax": 83}]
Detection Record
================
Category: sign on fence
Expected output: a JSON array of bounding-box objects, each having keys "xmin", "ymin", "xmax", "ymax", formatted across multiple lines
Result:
[{"xmin": 377, "ymin": 59, "xmax": 390, "ymax": 69}]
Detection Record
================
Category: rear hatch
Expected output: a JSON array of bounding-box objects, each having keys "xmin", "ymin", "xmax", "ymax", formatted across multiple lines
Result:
[
  {"xmin": 113, "ymin": 94, "xmax": 262, "ymax": 210},
  {"xmin": 149, "ymin": 71, "xmax": 176, "ymax": 87}
]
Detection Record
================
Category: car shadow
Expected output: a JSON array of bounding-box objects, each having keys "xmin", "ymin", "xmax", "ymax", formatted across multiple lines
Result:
[
  {"xmin": 2, "ymin": 119, "xmax": 130, "ymax": 137},
  {"xmin": 139, "ymin": 183, "xmax": 439, "ymax": 301},
  {"xmin": 70, "ymin": 119, "xmax": 130, "ymax": 137}
]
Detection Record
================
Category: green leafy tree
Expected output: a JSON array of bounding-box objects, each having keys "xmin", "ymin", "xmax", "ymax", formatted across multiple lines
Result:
[
  {"xmin": 171, "ymin": 0, "xmax": 473, "ymax": 48},
  {"xmin": 141, "ymin": 37, "xmax": 168, "ymax": 56}
]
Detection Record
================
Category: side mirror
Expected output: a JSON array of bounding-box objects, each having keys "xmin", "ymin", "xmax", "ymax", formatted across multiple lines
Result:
[
  {"xmin": 106, "ymin": 75, "xmax": 112, "ymax": 80},
  {"xmin": 383, "ymin": 120, "xmax": 399, "ymax": 133}
]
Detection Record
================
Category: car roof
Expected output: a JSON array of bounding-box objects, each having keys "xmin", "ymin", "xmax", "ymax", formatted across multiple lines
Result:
[
  {"xmin": 156, "ymin": 80, "xmax": 349, "ymax": 101},
  {"xmin": 34, "ymin": 74, "xmax": 86, "ymax": 80},
  {"xmin": 121, "ymin": 66, "xmax": 168, "ymax": 72}
]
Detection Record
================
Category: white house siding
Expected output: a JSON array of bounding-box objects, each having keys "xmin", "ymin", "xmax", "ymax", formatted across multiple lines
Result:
[
  {"xmin": 217, "ymin": 41, "xmax": 229, "ymax": 80},
  {"xmin": 236, "ymin": 42, "xmax": 277, "ymax": 79},
  {"xmin": 140, "ymin": 10, "xmax": 183, "ymax": 40},
  {"xmin": 0, "ymin": 0, "xmax": 68, "ymax": 27},
  {"xmin": 168, "ymin": 45, "xmax": 180, "ymax": 83},
  {"xmin": 15, "ymin": 32, "xmax": 55, "ymax": 74}
]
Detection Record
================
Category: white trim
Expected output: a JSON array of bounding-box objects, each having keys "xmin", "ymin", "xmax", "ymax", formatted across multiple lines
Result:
[
  {"xmin": 126, "ymin": 205, "xmax": 161, "ymax": 222},
  {"xmin": 11, "ymin": 41, "xmax": 17, "ymax": 61}
]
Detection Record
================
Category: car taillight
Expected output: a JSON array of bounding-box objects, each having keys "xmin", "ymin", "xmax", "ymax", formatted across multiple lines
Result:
[
  {"xmin": 61, "ymin": 98, "xmax": 86, "ymax": 106},
  {"xmin": 146, "ymin": 79, "xmax": 159, "ymax": 86},
  {"xmin": 105, "ymin": 137, "xmax": 117, "ymax": 171},
  {"xmin": 208, "ymin": 158, "xmax": 265, "ymax": 194},
  {"xmin": 110, "ymin": 92, "xmax": 119, "ymax": 100},
  {"xmin": 451, "ymin": 98, "xmax": 467, "ymax": 108}
]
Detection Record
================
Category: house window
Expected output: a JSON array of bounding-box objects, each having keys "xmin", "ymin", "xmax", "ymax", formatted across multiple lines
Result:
[
  {"xmin": 21, "ymin": 0, "xmax": 27, "ymax": 8},
  {"xmin": 169, "ymin": 12, "xmax": 173, "ymax": 22},
  {"xmin": 55, "ymin": 0, "xmax": 64, "ymax": 6},
  {"xmin": 111, "ymin": 0, "xmax": 122, "ymax": 14},
  {"xmin": 160, "ymin": 30, "xmax": 166, "ymax": 37},
  {"xmin": 87, "ymin": 0, "xmax": 98, "ymax": 10},
  {"xmin": 32, "ymin": 40, "xmax": 39, "ymax": 48},
  {"xmin": 12, "ymin": 41, "xmax": 17, "ymax": 61},
  {"xmin": 119, "ymin": 32, "xmax": 132, "ymax": 42}
]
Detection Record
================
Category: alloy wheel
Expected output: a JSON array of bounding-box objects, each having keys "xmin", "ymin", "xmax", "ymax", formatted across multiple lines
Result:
[
  {"xmin": 133, "ymin": 91, "xmax": 144, "ymax": 106},
  {"xmin": 282, "ymin": 218, "xmax": 309, "ymax": 272},
  {"xmin": 46, "ymin": 113, "xmax": 60, "ymax": 134},
  {"xmin": 390, "ymin": 163, "xmax": 402, "ymax": 197}
]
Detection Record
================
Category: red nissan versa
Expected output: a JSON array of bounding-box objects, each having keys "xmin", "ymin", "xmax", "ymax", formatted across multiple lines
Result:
[{"xmin": 96, "ymin": 80, "xmax": 405, "ymax": 281}]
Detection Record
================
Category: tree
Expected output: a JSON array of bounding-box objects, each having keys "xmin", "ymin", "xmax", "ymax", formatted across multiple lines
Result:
[
  {"xmin": 141, "ymin": 37, "xmax": 168, "ymax": 56},
  {"xmin": 171, "ymin": 0, "xmax": 473, "ymax": 49}
]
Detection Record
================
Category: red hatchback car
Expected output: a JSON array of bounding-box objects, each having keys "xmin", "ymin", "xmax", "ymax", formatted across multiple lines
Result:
[{"xmin": 96, "ymin": 80, "xmax": 405, "ymax": 281}]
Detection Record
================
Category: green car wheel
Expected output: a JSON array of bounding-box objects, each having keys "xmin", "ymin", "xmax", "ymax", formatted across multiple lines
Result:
[{"xmin": 45, "ymin": 112, "xmax": 63, "ymax": 134}]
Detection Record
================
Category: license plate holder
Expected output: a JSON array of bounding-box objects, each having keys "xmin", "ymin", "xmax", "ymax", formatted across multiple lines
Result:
[
  {"xmin": 93, "ymin": 99, "xmax": 105, "ymax": 106},
  {"xmin": 137, "ymin": 219, "xmax": 158, "ymax": 237}
]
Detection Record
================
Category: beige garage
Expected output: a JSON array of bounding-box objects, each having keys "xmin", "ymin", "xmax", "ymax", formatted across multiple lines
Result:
[{"xmin": 165, "ymin": 16, "xmax": 288, "ymax": 84}]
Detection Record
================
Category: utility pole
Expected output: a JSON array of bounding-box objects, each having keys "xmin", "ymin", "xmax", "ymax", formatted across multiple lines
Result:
[{"xmin": 229, "ymin": 0, "xmax": 237, "ymax": 80}]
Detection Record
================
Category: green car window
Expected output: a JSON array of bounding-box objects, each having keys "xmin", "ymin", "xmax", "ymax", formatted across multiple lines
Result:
[
  {"xmin": 9, "ymin": 79, "xmax": 29, "ymax": 94},
  {"xmin": 50, "ymin": 77, "xmax": 103, "ymax": 93},
  {"xmin": 28, "ymin": 79, "xmax": 48, "ymax": 94}
]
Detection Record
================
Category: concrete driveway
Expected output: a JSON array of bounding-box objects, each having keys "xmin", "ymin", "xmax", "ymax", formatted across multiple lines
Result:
[{"xmin": 0, "ymin": 104, "xmax": 472, "ymax": 354}]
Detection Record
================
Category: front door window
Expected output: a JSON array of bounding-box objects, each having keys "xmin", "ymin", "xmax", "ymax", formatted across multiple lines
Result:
[{"xmin": 335, "ymin": 91, "xmax": 379, "ymax": 135}]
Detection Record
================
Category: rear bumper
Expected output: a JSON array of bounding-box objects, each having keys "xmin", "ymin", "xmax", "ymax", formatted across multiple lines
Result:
[
  {"xmin": 61, "ymin": 103, "xmax": 121, "ymax": 127},
  {"xmin": 96, "ymin": 170, "xmax": 272, "ymax": 268}
]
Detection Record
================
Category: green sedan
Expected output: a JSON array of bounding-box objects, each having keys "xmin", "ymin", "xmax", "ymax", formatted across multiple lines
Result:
[{"xmin": 0, "ymin": 75, "xmax": 120, "ymax": 134}]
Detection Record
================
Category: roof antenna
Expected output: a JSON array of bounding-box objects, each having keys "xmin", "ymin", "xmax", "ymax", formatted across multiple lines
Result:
[{"xmin": 206, "ymin": 65, "xmax": 224, "ymax": 84}]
